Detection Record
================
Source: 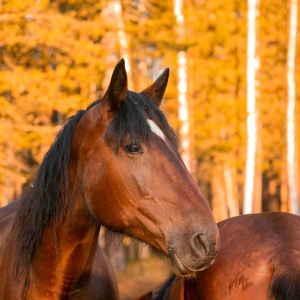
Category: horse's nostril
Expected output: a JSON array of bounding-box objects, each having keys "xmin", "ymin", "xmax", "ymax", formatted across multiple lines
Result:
[{"xmin": 190, "ymin": 231, "xmax": 209, "ymax": 258}]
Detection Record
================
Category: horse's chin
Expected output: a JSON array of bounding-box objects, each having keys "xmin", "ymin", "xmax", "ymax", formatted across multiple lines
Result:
[{"xmin": 169, "ymin": 248, "xmax": 217, "ymax": 278}]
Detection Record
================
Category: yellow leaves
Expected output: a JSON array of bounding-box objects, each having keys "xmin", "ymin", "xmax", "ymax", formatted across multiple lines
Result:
[
  {"xmin": 0, "ymin": 1, "xmax": 109, "ymax": 187},
  {"xmin": 0, "ymin": 0, "xmax": 298, "ymax": 207}
]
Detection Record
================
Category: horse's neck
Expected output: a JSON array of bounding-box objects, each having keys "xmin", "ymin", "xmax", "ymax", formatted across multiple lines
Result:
[{"xmin": 30, "ymin": 198, "xmax": 100, "ymax": 295}]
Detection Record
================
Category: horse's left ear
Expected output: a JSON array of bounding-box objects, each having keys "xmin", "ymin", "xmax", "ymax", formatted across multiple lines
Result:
[
  {"xmin": 141, "ymin": 68, "xmax": 169, "ymax": 106},
  {"xmin": 103, "ymin": 58, "xmax": 128, "ymax": 112}
]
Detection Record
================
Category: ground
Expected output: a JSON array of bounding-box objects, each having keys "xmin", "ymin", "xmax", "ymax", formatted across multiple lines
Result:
[{"xmin": 115, "ymin": 257, "xmax": 170, "ymax": 300}]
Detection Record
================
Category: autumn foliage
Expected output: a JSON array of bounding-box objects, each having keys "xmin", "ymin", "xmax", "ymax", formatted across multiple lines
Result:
[{"xmin": 1, "ymin": 0, "xmax": 299, "ymax": 219}]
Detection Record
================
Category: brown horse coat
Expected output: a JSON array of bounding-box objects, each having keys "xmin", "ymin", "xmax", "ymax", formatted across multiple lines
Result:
[{"xmin": 150, "ymin": 212, "xmax": 300, "ymax": 300}]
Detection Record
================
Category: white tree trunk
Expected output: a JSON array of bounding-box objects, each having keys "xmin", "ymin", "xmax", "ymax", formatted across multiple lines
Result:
[
  {"xmin": 287, "ymin": 0, "xmax": 299, "ymax": 214},
  {"xmin": 101, "ymin": 1, "xmax": 132, "ymax": 89},
  {"xmin": 113, "ymin": 1, "xmax": 133, "ymax": 88},
  {"xmin": 173, "ymin": 0, "xmax": 191, "ymax": 171},
  {"xmin": 243, "ymin": 0, "xmax": 259, "ymax": 214},
  {"xmin": 224, "ymin": 164, "xmax": 239, "ymax": 217}
]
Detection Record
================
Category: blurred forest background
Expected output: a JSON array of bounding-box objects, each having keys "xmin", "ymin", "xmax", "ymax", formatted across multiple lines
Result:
[{"xmin": 1, "ymin": 0, "xmax": 300, "ymax": 223}]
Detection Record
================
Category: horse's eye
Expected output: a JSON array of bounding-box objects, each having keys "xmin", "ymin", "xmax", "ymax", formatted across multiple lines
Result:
[{"xmin": 124, "ymin": 143, "xmax": 143, "ymax": 154}]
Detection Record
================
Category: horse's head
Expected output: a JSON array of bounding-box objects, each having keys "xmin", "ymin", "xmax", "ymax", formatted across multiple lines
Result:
[{"xmin": 71, "ymin": 59, "xmax": 219, "ymax": 276}]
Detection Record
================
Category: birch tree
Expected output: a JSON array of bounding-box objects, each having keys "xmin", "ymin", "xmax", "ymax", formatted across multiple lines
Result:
[
  {"xmin": 224, "ymin": 164, "xmax": 239, "ymax": 217},
  {"xmin": 286, "ymin": 0, "xmax": 299, "ymax": 214},
  {"xmin": 173, "ymin": 0, "xmax": 191, "ymax": 171},
  {"xmin": 101, "ymin": 1, "xmax": 132, "ymax": 90},
  {"xmin": 113, "ymin": 1, "xmax": 133, "ymax": 87},
  {"xmin": 243, "ymin": 0, "xmax": 259, "ymax": 214}
]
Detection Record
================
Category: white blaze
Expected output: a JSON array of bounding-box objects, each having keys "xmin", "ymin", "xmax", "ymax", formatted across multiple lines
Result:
[{"xmin": 148, "ymin": 120, "xmax": 166, "ymax": 142}]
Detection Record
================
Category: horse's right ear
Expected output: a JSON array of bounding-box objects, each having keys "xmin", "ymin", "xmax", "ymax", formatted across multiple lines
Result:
[
  {"xmin": 102, "ymin": 58, "xmax": 128, "ymax": 112},
  {"xmin": 141, "ymin": 68, "xmax": 169, "ymax": 106}
]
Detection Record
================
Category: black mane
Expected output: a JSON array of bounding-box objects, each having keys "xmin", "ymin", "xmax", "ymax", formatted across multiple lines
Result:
[
  {"xmin": 12, "ymin": 109, "xmax": 86, "ymax": 295},
  {"xmin": 11, "ymin": 91, "xmax": 179, "ymax": 297},
  {"xmin": 269, "ymin": 269, "xmax": 300, "ymax": 300}
]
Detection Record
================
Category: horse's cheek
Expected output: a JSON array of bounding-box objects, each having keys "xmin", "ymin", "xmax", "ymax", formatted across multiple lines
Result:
[{"xmin": 81, "ymin": 160, "xmax": 130, "ymax": 229}]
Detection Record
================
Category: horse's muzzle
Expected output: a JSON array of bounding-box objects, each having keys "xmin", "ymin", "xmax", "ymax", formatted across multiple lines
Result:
[{"xmin": 167, "ymin": 231, "xmax": 220, "ymax": 277}]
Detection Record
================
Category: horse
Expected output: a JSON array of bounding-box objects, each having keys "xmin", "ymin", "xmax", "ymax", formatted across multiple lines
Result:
[
  {"xmin": 143, "ymin": 212, "xmax": 300, "ymax": 300},
  {"xmin": 0, "ymin": 59, "xmax": 220, "ymax": 299}
]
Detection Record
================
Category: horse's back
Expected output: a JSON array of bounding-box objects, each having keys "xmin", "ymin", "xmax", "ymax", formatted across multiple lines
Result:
[
  {"xmin": 0, "ymin": 201, "xmax": 21, "ymax": 298},
  {"xmin": 0, "ymin": 201, "xmax": 19, "ymax": 244},
  {"xmin": 187, "ymin": 212, "xmax": 300, "ymax": 300}
]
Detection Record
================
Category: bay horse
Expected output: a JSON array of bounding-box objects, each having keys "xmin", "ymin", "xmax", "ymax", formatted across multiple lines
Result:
[
  {"xmin": 145, "ymin": 212, "xmax": 300, "ymax": 300},
  {"xmin": 0, "ymin": 59, "xmax": 220, "ymax": 299}
]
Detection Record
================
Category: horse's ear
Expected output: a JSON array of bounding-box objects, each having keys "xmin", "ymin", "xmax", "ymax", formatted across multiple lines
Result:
[
  {"xmin": 103, "ymin": 58, "xmax": 128, "ymax": 112},
  {"xmin": 141, "ymin": 68, "xmax": 169, "ymax": 106}
]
